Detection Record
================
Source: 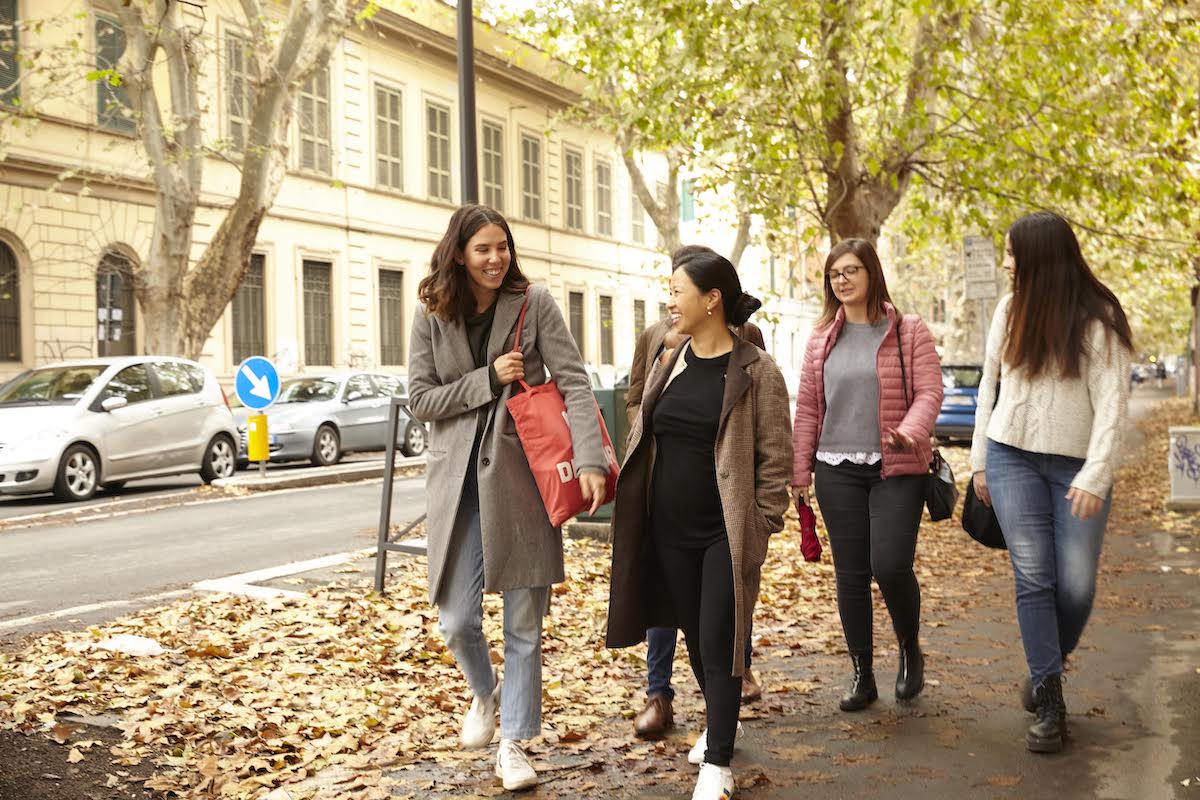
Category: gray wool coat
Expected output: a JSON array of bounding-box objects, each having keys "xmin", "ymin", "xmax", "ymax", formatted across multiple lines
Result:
[
  {"xmin": 407, "ymin": 284, "xmax": 608, "ymax": 604},
  {"xmin": 606, "ymin": 335, "xmax": 793, "ymax": 676}
]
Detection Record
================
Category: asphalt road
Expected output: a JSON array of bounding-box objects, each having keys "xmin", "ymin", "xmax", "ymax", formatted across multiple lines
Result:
[
  {"xmin": 0, "ymin": 474, "xmax": 427, "ymax": 639},
  {"xmin": 0, "ymin": 453, "xmax": 385, "ymax": 521}
]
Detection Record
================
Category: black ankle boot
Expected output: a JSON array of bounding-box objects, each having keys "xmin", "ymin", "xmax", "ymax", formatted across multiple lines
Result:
[
  {"xmin": 895, "ymin": 639, "xmax": 924, "ymax": 700},
  {"xmin": 1021, "ymin": 677, "xmax": 1035, "ymax": 714},
  {"xmin": 1026, "ymin": 674, "xmax": 1067, "ymax": 753},
  {"xmin": 839, "ymin": 651, "xmax": 878, "ymax": 712}
]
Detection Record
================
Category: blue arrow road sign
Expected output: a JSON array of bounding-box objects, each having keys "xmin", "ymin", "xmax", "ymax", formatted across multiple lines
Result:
[{"xmin": 235, "ymin": 357, "xmax": 281, "ymax": 411}]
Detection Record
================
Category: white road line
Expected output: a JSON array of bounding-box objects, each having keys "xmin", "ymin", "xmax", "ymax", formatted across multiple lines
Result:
[
  {"xmin": 191, "ymin": 548, "xmax": 377, "ymax": 600},
  {"xmin": 0, "ymin": 590, "xmax": 190, "ymax": 633}
]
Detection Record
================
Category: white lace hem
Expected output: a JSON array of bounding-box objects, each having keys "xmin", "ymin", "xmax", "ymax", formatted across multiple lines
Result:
[{"xmin": 816, "ymin": 450, "xmax": 882, "ymax": 466}]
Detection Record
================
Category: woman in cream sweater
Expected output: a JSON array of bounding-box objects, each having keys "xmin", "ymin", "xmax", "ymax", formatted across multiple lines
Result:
[{"xmin": 970, "ymin": 211, "xmax": 1132, "ymax": 754}]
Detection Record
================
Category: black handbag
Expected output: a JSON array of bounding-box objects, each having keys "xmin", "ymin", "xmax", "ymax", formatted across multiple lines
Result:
[
  {"xmin": 961, "ymin": 381, "xmax": 1007, "ymax": 549},
  {"xmin": 896, "ymin": 323, "xmax": 958, "ymax": 522}
]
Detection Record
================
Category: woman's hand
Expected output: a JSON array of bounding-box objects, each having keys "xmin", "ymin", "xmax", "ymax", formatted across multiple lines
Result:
[
  {"xmin": 972, "ymin": 471, "xmax": 991, "ymax": 506},
  {"xmin": 579, "ymin": 471, "xmax": 608, "ymax": 515},
  {"xmin": 1066, "ymin": 487, "xmax": 1104, "ymax": 521},
  {"xmin": 791, "ymin": 484, "xmax": 811, "ymax": 506},
  {"xmin": 493, "ymin": 351, "xmax": 525, "ymax": 386},
  {"xmin": 885, "ymin": 427, "xmax": 918, "ymax": 450}
]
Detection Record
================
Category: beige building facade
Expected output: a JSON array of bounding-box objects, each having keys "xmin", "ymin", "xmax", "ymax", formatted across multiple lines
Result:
[{"xmin": 0, "ymin": 0, "xmax": 814, "ymax": 387}]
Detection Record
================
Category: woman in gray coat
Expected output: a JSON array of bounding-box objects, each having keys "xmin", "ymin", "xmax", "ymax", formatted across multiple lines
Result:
[{"xmin": 407, "ymin": 205, "xmax": 609, "ymax": 791}]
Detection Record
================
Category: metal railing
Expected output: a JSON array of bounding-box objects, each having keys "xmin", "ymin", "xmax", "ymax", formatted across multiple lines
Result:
[{"xmin": 374, "ymin": 396, "xmax": 427, "ymax": 592}]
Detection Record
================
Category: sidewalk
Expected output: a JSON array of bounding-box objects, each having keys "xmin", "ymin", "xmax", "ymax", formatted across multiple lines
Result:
[{"xmin": 0, "ymin": 389, "xmax": 1195, "ymax": 800}]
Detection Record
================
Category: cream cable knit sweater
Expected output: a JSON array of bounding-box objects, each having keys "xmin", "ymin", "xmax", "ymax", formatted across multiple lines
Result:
[{"xmin": 969, "ymin": 294, "xmax": 1130, "ymax": 497}]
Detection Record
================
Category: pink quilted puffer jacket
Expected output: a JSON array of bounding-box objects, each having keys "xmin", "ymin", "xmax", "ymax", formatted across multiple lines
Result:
[{"xmin": 792, "ymin": 303, "xmax": 943, "ymax": 486}]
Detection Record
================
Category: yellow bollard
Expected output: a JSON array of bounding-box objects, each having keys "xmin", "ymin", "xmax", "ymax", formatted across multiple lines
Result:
[{"xmin": 247, "ymin": 414, "xmax": 269, "ymax": 463}]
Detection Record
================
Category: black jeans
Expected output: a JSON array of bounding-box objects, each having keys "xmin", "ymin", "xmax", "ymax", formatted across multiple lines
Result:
[
  {"xmin": 814, "ymin": 461, "xmax": 925, "ymax": 654},
  {"xmin": 653, "ymin": 536, "xmax": 741, "ymax": 766}
]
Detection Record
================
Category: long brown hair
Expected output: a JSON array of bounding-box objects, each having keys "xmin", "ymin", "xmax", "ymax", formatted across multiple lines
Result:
[
  {"xmin": 1003, "ymin": 212, "xmax": 1132, "ymax": 378},
  {"xmin": 815, "ymin": 238, "xmax": 895, "ymax": 328},
  {"xmin": 418, "ymin": 205, "xmax": 530, "ymax": 321}
]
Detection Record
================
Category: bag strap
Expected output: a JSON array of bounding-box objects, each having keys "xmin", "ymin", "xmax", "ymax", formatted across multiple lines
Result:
[
  {"xmin": 510, "ymin": 288, "xmax": 532, "ymax": 393},
  {"xmin": 895, "ymin": 317, "xmax": 911, "ymax": 409}
]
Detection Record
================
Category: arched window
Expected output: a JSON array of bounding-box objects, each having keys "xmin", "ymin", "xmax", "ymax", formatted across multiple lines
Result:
[
  {"xmin": 96, "ymin": 251, "xmax": 137, "ymax": 357},
  {"xmin": 0, "ymin": 240, "xmax": 19, "ymax": 361}
]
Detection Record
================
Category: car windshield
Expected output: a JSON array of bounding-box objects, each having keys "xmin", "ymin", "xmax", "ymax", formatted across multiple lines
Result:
[
  {"xmin": 0, "ymin": 366, "xmax": 106, "ymax": 405},
  {"xmin": 942, "ymin": 366, "xmax": 983, "ymax": 389},
  {"xmin": 277, "ymin": 378, "xmax": 339, "ymax": 403}
]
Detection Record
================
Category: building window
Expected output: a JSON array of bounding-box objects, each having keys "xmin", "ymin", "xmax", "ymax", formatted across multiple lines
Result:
[
  {"xmin": 595, "ymin": 159, "xmax": 613, "ymax": 236},
  {"xmin": 769, "ymin": 251, "xmax": 777, "ymax": 294},
  {"xmin": 568, "ymin": 290, "xmax": 584, "ymax": 352},
  {"xmin": 379, "ymin": 268, "xmax": 405, "ymax": 366},
  {"xmin": 632, "ymin": 299, "xmax": 645, "ymax": 340},
  {"xmin": 564, "ymin": 147, "xmax": 584, "ymax": 231},
  {"xmin": 95, "ymin": 15, "xmax": 134, "ymax": 134},
  {"xmin": 302, "ymin": 260, "xmax": 332, "ymax": 366},
  {"xmin": 521, "ymin": 133, "xmax": 542, "ymax": 221},
  {"xmin": 631, "ymin": 191, "xmax": 645, "ymax": 244},
  {"xmin": 482, "ymin": 120, "xmax": 504, "ymax": 211},
  {"xmin": 375, "ymin": 85, "xmax": 403, "ymax": 191},
  {"xmin": 299, "ymin": 67, "xmax": 331, "ymax": 174},
  {"xmin": 0, "ymin": 0, "xmax": 19, "ymax": 108},
  {"xmin": 231, "ymin": 253, "xmax": 264, "ymax": 364},
  {"xmin": 680, "ymin": 178, "xmax": 696, "ymax": 222},
  {"xmin": 96, "ymin": 252, "xmax": 136, "ymax": 357},
  {"xmin": 0, "ymin": 240, "xmax": 18, "ymax": 361},
  {"xmin": 658, "ymin": 302, "xmax": 667, "ymax": 321},
  {"xmin": 225, "ymin": 34, "xmax": 253, "ymax": 151},
  {"xmin": 426, "ymin": 100, "xmax": 451, "ymax": 202},
  {"xmin": 598, "ymin": 295, "xmax": 614, "ymax": 365},
  {"xmin": 932, "ymin": 296, "xmax": 947, "ymax": 324}
]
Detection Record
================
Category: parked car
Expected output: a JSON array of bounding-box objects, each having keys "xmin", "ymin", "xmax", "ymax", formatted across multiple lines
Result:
[
  {"xmin": 0, "ymin": 357, "xmax": 238, "ymax": 501},
  {"xmin": 934, "ymin": 364, "xmax": 984, "ymax": 442},
  {"xmin": 231, "ymin": 371, "xmax": 426, "ymax": 467}
]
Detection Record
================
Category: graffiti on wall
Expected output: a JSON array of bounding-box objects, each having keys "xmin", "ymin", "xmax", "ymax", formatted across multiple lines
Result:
[{"xmin": 1172, "ymin": 433, "xmax": 1200, "ymax": 484}]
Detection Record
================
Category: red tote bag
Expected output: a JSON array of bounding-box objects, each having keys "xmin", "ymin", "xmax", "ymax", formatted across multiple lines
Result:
[{"xmin": 505, "ymin": 290, "xmax": 620, "ymax": 527}]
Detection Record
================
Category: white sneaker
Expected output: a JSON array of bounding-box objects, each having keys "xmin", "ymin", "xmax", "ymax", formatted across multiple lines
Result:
[
  {"xmin": 692, "ymin": 762, "xmax": 735, "ymax": 799},
  {"xmin": 688, "ymin": 722, "xmax": 744, "ymax": 765},
  {"xmin": 495, "ymin": 738, "xmax": 538, "ymax": 791},
  {"xmin": 460, "ymin": 677, "xmax": 500, "ymax": 749}
]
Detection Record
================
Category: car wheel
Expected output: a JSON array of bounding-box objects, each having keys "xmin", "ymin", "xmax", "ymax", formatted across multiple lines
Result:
[
  {"xmin": 400, "ymin": 422, "xmax": 427, "ymax": 457},
  {"xmin": 53, "ymin": 444, "xmax": 100, "ymax": 502},
  {"xmin": 102, "ymin": 481, "xmax": 127, "ymax": 493},
  {"xmin": 200, "ymin": 435, "xmax": 237, "ymax": 483},
  {"xmin": 312, "ymin": 425, "xmax": 342, "ymax": 466}
]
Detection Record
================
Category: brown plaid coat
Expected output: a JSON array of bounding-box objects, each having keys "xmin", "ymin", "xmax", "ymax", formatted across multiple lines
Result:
[{"xmin": 605, "ymin": 335, "xmax": 793, "ymax": 676}]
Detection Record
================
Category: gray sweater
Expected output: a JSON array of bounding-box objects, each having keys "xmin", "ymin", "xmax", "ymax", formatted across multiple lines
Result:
[{"xmin": 818, "ymin": 319, "xmax": 889, "ymax": 458}]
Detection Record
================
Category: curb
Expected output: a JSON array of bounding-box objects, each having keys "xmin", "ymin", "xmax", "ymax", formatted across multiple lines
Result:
[{"xmin": 212, "ymin": 456, "xmax": 426, "ymax": 492}]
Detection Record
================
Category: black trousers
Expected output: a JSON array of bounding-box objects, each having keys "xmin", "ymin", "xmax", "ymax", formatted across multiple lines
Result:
[
  {"xmin": 653, "ymin": 535, "xmax": 741, "ymax": 766},
  {"xmin": 814, "ymin": 461, "xmax": 925, "ymax": 654}
]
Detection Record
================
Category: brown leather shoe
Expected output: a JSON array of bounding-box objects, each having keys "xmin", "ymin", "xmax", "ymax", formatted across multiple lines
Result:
[
  {"xmin": 741, "ymin": 668, "xmax": 763, "ymax": 703},
  {"xmin": 633, "ymin": 693, "xmax": 674, "ymax": 739}
]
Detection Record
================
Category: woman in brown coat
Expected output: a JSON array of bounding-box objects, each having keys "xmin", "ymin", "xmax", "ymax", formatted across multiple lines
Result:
[{"xmin": 607, "ymin": 249, "xmax": 793, "ymax": 800}]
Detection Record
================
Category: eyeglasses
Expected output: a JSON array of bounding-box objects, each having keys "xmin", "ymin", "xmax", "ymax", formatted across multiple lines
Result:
[{"xmin": 827, "ymin": 265, "xmax": 862, "ymax": 282}]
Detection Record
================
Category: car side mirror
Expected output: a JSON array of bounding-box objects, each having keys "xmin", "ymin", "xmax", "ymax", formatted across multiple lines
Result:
[{"xmin": 101, "ymin": 396, "xmax": 128, "ymax": 412}]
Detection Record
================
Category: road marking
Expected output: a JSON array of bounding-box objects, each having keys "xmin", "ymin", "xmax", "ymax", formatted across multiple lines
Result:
[
  {"xmin": 192, "ymin": 548, "xmax": 376, "ymax": 600},
  {"xmin": 0, "ymin": 590, "xmax": 190, "ymax": 634}
]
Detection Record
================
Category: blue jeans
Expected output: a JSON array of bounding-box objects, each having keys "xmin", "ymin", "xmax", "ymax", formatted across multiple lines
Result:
[
  {"xmin": 986, "ymin": 440, "xmax": 1111, "ymax": 683},
  {"xmin": 436, "ymin": 465, "xmax": 548, "ymax": 741},
  {"xmin": 646, "ymin": 620, "xmax": 754, "ymax": 698}
]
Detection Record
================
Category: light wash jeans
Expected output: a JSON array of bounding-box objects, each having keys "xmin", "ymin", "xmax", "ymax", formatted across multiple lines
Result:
[
  {"xmin": 986, "ymin": 439, "xmax": 1112, "ymax": 683},
  {"xmin": 436, "ymin": 465, "xmax": 548, "ymax": 741}
]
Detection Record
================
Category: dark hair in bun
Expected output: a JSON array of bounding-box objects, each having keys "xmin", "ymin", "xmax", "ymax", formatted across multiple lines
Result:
[{"xmin": 672, "ymin": 247, "xmax": 761, "ymax": 326}]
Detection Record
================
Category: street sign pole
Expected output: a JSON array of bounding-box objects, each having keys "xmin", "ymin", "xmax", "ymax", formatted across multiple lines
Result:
[
  {"xmin": 457, "ymin": 0, "xmax": 478, "ymax": 204},
  {"xmin": 235, "ymin": 357, "xmax": 282, "ymax": 477}
]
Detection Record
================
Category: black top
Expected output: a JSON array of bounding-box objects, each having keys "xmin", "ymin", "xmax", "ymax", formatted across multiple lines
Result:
[
  {"xmin": 650, "ymin": 347, "xmax": 731, "ymax": 548},
  {"xmin": 465, "ymin": 300, "xmax": 501, "ymax": 446}
]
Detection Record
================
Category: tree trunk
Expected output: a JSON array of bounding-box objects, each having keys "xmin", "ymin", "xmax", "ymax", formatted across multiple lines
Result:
[{"xmin": 823, "ymin": 172, "xmax": 905, "ymax": 246}]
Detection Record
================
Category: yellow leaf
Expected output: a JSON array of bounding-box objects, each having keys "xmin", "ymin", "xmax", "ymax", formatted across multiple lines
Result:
[{"xmin": 67, "ymin": 748, "xmax": 84, "ymax": 764}]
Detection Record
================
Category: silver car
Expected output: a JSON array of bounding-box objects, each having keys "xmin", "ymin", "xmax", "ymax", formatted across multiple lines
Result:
[
  {"xmin": 0, "ymin": 356, "xmax": 239, "ymax": 501},
  {"xmin": 231, "ymin": 371, "xmax": 427, "ymax": 466}
]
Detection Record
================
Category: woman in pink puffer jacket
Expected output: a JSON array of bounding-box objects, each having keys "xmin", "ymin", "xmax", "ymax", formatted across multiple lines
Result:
[{"xmin": 791, "ymin": 238, "xmax": 943, "ymax": 712}]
